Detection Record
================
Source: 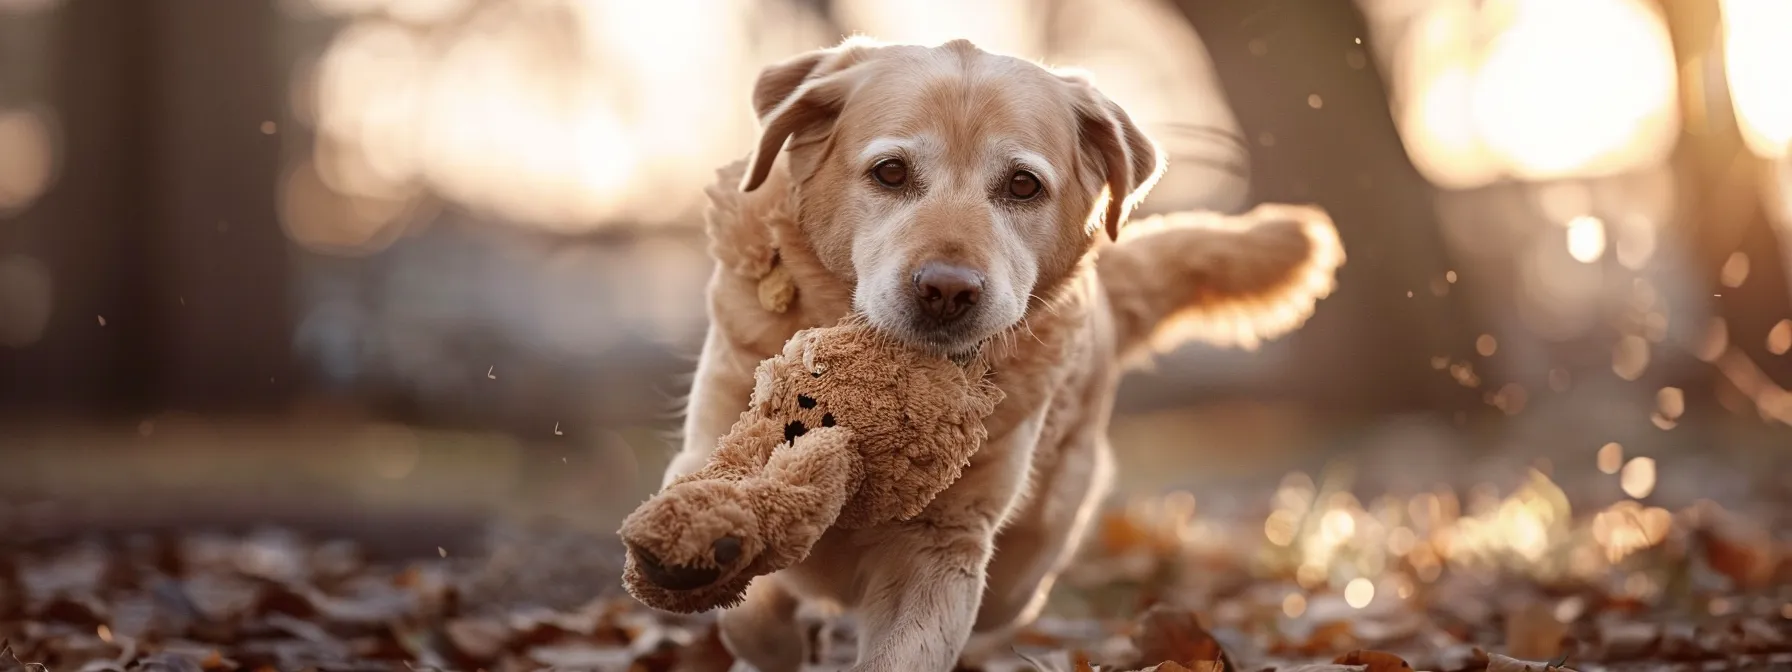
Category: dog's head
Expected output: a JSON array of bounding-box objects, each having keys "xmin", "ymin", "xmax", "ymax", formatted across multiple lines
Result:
[{"xmin": 741, "ymin": 38, "xmax": 1164, "ymax": 355}]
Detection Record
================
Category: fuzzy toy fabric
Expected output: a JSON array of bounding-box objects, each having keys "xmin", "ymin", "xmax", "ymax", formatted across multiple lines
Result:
[{"xmin": 617, "ymin": 316, "xmax": 1004, "ymax": 614}]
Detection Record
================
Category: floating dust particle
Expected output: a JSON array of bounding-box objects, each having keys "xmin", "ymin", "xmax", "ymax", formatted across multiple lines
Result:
[
  {"xmin": 1621, "ymin": 457, "xmax": 1657, "ymax": 499},
  {"xmin": 1446, "ymin": 270, "xmax": 1458, "ymax": 283},
  {"xmin": 1476, "ymin": 334, "xmax": 1498, "ymax": 357},
  {"xmin": 1354, "ymin": 37, "xmax": 1362, "ymax": 44},
  {"xmin": 438, "ymin": 547, "xmax": 447, "ymax": 557},
  {"xmin": 1282, "ymin": 593, "xmax": 1307, "ymax": 618},
  {"xmin": 1307, "ymin": 94, "xmax": 1324, "ymax": 109},
  {"xmin": 1597, "ymin": 442, "xmax": 1623, "ymax": 474},
  {"xmin": 1721, "ymin": 252, "xmax": 1751, "ymax": 287},
  {"xmin": 1768, "ymin": 319, "xmax": 1791, "ymax": 355},
  {"xmin": 1345, "ymin": 578, "xmax": 1375, "ymax": 608},
  {"xmin": 486, "ymin": 366, "xmax": 496, "ymax": 380},
  {"xmin": 97, "ymin": 315, "xmax": 106, "ymax": 326},
  {"xmin": 97, "ymin": 624, "xmax": 112, "ymax": 643},
  {"xmin": 260, "ymin": 121, "xmax": 277, "ymax": 134},
  {"xmin": 1650, "ymin": 413, "xmax": 1678, "ymax": 430},
  {"xmin": 553, "ymin": 422, "xmax": 563, "ymax": 436}
]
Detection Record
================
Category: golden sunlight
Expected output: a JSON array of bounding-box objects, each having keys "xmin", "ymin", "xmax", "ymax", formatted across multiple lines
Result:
[
  {"xmin": 1377, "ymin": 0, "xmax": 1679, "ymax": 189},
  {"xmin": 1721, "ymin": 0, "xmax": 1792, "ymax": 159}
]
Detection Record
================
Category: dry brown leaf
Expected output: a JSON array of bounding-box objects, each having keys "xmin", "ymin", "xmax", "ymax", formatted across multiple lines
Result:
[
  {"xmin": 1331, "ymin": 650, "xmax": 1412, "ymax": 671},
  {"xmin": 666, "ymin": 624, "xmax": 735, "ymax": 672},
  {"xmin": 1503, "ymin": 602, "xmax": 1567, "ymax": 661},
  {"xmin": 0, "ymin": 641, "xmax": 43, "ymax": 672},
  {"xmin": 1141, "ymin": 661, "xmax": 1225, "ymax": 672},
  {"xmin": 1590, "ymin": 620, "xmax": 1658, "ymax": 659},
  {"xmin": 1131, "ymin": 606, "xmax": 1234, "ymax": 671},
  {"xmin": 1297, "ymin": 621, "xmax": 1358, "ymax": 656},
  {"xmin": 1483, "ymin": 651, "xmax": 1578, "ymax": 672},
  {"xmin": 444, "ymin": 617, "xmax": 510, "ymax": 661},
  {"xmin": 1274, "ymin": 666, "xmax": 1366, "ymax": 672}
]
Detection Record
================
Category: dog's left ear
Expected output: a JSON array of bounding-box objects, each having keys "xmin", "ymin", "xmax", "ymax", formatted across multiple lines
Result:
[
  {"xmin": 1061, "ymin": 73, "xmax": 1165, "ymax": 240},
  {"xmin": 740, "ymin": 38, "xmax": 881, "ymax": 192}
]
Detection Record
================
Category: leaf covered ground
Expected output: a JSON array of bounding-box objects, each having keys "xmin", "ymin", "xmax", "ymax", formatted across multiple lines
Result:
[{"xmin": 2, "ymin": 466, "xmax": 1790, "ymax": 672}]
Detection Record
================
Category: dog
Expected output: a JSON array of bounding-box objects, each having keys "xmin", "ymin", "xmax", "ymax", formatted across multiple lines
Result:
[{"xmin": 660, "ymin": 36, "xmax": 1344, "ymax": 671}]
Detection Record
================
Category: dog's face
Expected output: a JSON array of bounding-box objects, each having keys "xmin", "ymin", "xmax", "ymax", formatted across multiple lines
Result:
[{"xmin": 741, "ymin": 38, "xmax": 1163, "ymax": 355}]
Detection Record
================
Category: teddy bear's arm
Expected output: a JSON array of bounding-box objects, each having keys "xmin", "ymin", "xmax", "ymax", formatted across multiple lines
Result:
[
  {"xmin": 738, "ymin": 425, "xmax": 862, "ymax": 571},
  {"xmin": 668, "ymin": 415, "xmax": 788, "ymax": 488}
]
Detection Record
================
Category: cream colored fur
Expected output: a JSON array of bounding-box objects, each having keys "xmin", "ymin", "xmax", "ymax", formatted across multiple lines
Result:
[{"xmin": 659, "ymin": 37, "xmax": 1345, "ymax": 672}]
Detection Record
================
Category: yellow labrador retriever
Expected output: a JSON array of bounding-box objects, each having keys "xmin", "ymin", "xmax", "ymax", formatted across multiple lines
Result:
[{"xmin": 661, "ymin": 37, "xmax": 1344, "ymax": 671}]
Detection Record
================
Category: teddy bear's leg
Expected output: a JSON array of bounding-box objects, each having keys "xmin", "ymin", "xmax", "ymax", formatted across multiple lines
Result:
[
  {"xmin": 717, "ymin": 575, "xmax": 807, "ymax": 672},
  {"xmin": 745, "ymin": 425, "xmax": 860, "ymax": 570}
]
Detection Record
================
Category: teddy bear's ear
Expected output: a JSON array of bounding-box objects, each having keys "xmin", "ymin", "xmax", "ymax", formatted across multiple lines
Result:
[{"xmin": 750, "ymin": 357, "xmax": 778, "ymax": 408}]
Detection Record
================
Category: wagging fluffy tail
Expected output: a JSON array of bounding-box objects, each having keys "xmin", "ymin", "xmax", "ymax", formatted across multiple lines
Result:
[{"xmin": 1098, "ymin": 203, "xmax": 1346, "ymax": 365}]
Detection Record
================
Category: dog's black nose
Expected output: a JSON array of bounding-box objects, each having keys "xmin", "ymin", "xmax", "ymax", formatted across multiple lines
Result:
[{"xmin": 912, "ymin": 263, "xmax": 983, "ymax": 322}]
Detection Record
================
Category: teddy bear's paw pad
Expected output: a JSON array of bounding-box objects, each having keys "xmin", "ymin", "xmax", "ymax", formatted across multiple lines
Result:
[{"xmin": 630, "ymin": 535, "xmax": 744, "ymax": 591}]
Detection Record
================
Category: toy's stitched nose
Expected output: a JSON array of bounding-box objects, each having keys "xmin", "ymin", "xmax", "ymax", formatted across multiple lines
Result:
[
  {"xmin": 631, "ymin": 544, "xmax": 721, "ymax": 591},
  {"xmin": 911, "ymin": 262, "xmax": 982, "ymax": 323},
  {"xmin": 712, "ymin": 535, "xmax": 742, "ymax": 566}
]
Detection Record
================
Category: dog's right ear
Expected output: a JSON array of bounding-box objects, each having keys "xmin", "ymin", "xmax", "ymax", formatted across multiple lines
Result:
[{"xmin": 740, "ymin": 39, "xmax": 880, "ymax": 192}]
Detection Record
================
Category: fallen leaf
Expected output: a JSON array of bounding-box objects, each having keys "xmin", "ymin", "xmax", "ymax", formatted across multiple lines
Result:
[
  {"xmin": 1484, "ymin": 651, "xmax": 1578, "ymax": 672},
  {"xmin": 666, "ymin": 624, "xmax": 734, "ymax": 672},
  {"xmin": 1590, "ymin": 620, "xmax": 1658, "ymax": 659},
  {"xmin": 1331, "ymin": 650, "xmax": 1411, "ymax": 671},
  {"xmin": 1503, "ymin": 602, "xmax": 1566, "ymax": 661},
  {"xmin": 444, "ymin": 617, "xmax": 510, "ymax": 661},
  {"xmin": 525, "ymin": 643, "xmax": 636, "ymax": 669},
  {"xmin": 1131, "ymin": 606, "xmax": 1235, "ymax": 671}
]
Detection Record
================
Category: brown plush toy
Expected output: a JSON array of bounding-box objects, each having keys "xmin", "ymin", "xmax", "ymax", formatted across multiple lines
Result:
[{"xmin": 617, "ymin": 315, "xmax": 1004, "ymax": 614}]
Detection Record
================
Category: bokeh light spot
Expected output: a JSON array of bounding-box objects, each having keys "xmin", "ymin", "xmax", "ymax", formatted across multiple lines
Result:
[{"xmin": 1620, "ymin": 456, "xmax": 1657, "ymax": 499}]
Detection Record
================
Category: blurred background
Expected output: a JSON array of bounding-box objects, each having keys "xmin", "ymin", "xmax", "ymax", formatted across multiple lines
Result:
[{"xmin": 1, "ymin": 0, "xmax": 1789, "ymax": 595}]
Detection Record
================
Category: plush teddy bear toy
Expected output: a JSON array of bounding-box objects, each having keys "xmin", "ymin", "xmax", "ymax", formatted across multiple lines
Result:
[{"xmin": 617, "ymin": 315, "xmax": 1004, "ymax": 614}]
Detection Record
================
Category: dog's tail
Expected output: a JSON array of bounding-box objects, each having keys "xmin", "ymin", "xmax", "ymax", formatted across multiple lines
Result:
[{"xmin": 1097, "ymin": 203, "xmax": 1346, "ymax": 366}]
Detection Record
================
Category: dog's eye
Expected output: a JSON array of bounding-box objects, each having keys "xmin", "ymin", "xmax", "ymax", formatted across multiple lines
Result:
[
  {"xmin": 872, "ymin": 159, "xmax": 908, "ymax": 188},
  {"xmin": 1008, "ymin": 170, "xmax": 1042, "ymax": 200}
]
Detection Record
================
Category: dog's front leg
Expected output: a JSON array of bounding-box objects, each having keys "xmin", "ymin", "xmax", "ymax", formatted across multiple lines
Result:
[
  {"xmin": 665, "ymin": 325, "xmax": 760, "ymax": 487},
  {"xmin": 848, "ymin": 406, "xmax": 1046, "ymax": 672},
  {"xmin": 849, "ymin": 521, "xmax": 995, "ymax": 672}
]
